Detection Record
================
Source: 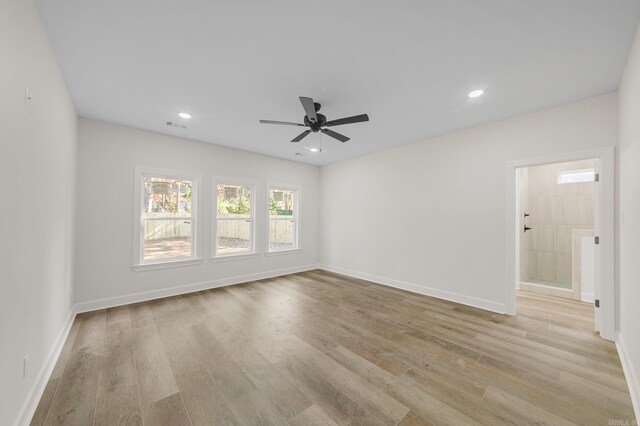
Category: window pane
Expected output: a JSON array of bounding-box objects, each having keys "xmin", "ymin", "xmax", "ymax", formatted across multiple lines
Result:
[
  {"xmin": 269, "ymin": 219, "xmax": 295, "ymax": 251},
  {"xmin": 269, "ymin": 189, "xmax": 294, "ymax": 217},
  {"xmin": 144, "ymin": 219, "xmax": 192, "ymax": 260},
  {"xmin": 217, "ymin": 219, "xmax": 252, "ymax": 255},
  {"xmin": 217, "ymin": 184, "xmax": 251, "ymax": 218},
  {"xmin": 557, "ymin": 169, "xmax": 595, "ymax": 184},
  {"xmin": 143, "ymin": 177, "xmax": 192, "ymax": 218}
]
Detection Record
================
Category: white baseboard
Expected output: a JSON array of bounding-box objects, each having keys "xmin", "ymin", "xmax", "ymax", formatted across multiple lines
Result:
[
  {"xmin": 581, "ymin": 292, "xmax": 595, "ymax": 303},
  {"xmin": 74, "ymin": 264, "xmax": 320, "ymax": 313},
  {"xmin": 319, "ymin": 264, "xmax": 507, "ymax": 314},
  {"xmin": 15, "ymin": 306, "xmax": 77, "ymax": 426},
  {"xmin": 616, "ymin": 331, "xmax": 640, "ymax": 422}
]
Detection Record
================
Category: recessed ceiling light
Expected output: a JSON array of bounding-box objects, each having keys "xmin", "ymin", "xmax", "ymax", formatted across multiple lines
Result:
[
  {"xmin": 178, "ymin": 112, "xmax": 192, "ymax": 119},
  {"xmin": 468, "ymin": 89, "xmax": 485, "ymax": 98},
  {"xmin": 309, "ymin": 147, "xmax": 320, "ymax": 153}
]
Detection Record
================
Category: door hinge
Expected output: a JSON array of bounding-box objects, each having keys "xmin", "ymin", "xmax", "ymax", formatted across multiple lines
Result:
[
  {"xmin": 595, "ymin": 173, "xmax": 600, "ymax": 182},
  {"xmin": 595, "ymin": 236, "xmax": 600, "ymax": 245},
  {"xmin": 595, "ymin": 299, "xmax": 600, "ymax": 308}
]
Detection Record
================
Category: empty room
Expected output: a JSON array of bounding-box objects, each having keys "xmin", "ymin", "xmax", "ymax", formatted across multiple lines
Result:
[{"xmin": 3, "ymin": 0, "xmax": 640, "ymax": 425}]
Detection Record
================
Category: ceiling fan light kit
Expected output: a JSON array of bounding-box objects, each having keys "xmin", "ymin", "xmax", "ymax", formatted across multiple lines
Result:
[{"xmin": 260, "ymin": 96, "xmax": 369, "ymax": 144}]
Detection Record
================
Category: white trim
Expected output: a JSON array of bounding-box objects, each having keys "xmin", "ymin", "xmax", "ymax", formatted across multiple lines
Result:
[
  {"xmin": 133, "ymin": 166, "xmax": 201, "ymax": 267},
  {"xmin": 265, "ymin": 248, "xmax": 302, "ymax": 257},
  {"xmin": 213, "ymin": 177, "xmax": 258, "ymax": 259},
  {"xmin": 16, "ymin": 306, "xmax": 77, "ymax": 426},
  {"xmin": 74, "ymin": 264, "xmax": 320, "ymax": 313},
  {"xmin": 132, "ymin": 258, "xmax": 203, "ymax": 272},
  {"xmin": 616, "ymin": 331, "xmax": 640, "ymax": 422},
  {"xmin": 597, "ymin": 147, "xmax": 615, "ymax": 340},
  {"xmin": 210, "ymin": 253, "xmax": 260, "ymax": 263},
  {"xmin": 319, "ymin": 264, "xmax": 507, "ymax": 314},
  {"xmin": 505, "ymin": 147, "xmax": 616, "ymax": 340}
]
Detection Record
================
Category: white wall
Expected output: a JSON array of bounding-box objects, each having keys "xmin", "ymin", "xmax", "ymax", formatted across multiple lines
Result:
[
  {"xmin": 0, "ymin": 1, "xmax": 77, "ymax": 425},
  {"xmin": 74, "ymin": 118, "xmax": 320, "ymax": 307},
  {"xmin": 618, "ymin": 21, "xmax": 640, "ymax": 418},
  {"xmin": 320, "ymin": 94, "xmax": 618, "ymax": 312}
]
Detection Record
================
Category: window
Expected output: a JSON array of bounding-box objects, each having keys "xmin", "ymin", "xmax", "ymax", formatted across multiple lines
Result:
[
  {"xmin": 268, "ymin": 186, "xmax": 298, "ymax": 252},
  {"xmin": 134, "ymin": 168, "xmax": 198, "ymax": 267},
  {"xmin": 557, "ymin": 169, "xmax": 595, "ymax": 184},
  {"xmin": 214, "ymin": 182, "xmax": 255, "ymax": 257}
]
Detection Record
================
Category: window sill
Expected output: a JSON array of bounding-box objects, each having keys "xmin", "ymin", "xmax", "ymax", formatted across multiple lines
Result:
[
  {"xmin": 211, "ymin": 253, "xmax": 259, "ymax": 263},
  {"xmin": 265, "ymin": 248, "xmax": 301, "ymax": 257},
  {"xmin": 132, "ymin": 258, "xmax": 203, "ymax": 272}
]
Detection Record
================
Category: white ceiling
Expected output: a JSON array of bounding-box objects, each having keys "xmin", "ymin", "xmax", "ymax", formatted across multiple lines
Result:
[{"xmin": 36, "ymin": 0, "xmax": 640, "ymax": 165}]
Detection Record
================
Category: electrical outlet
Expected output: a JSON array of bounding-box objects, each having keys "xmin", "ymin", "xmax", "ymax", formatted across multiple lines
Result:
[{"xmin": 23, "ymin": 355, "xmax": 29, "ymax": 378}]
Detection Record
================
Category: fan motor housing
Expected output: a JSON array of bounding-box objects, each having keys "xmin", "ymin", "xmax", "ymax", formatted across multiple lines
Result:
[{"xmin": 304, "ymin": 113, "xmax": 327, "ymax": 132}]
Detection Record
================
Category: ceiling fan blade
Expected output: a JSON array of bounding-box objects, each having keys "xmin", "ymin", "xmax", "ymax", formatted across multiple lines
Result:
[
  {"xmin": 325, "ymin": 113, "xmax": 369, "ymax": 127},
  {"xmin": 291, "ymin": 130, "xmax": 312, "ymax": 143},
  {"xmin": 299, "ymin": 97, "xmax": 318, "ymax": 124},
  {"xmin": 259, "ymin": 120, "xmax": 306, "ymax": 127},
  {"xmin": 321, "ymin": 128, "xmax": 350, "ymax": 143}
]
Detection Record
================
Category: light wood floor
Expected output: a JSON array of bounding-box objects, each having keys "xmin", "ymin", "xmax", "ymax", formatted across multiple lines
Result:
[{"xmin": 32, "ymin": 270, "xmax": 635, "ymax": 425}]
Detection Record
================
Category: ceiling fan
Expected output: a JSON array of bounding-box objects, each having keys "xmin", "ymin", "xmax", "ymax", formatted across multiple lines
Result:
[{"xmin": 259, "ymin": 97, "xmax": 369, "ymax": 143}]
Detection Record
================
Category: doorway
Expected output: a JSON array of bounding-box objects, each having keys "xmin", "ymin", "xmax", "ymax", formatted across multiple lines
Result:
[
  {"xmin": 505, "ymin": 148, "xmax": 615, "ymax": 341},
  {"xmin": 518, "ymin": 159, "xmax": 597, "ymax": 302}
]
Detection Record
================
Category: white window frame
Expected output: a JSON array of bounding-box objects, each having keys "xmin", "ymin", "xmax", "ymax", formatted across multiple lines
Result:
[
  {"xmin": 212, "ymin": 177, "xmax": 258, "ymax": 261},
  {"xmin": 132, "ymin": 166, "xmax": 201, "ymax": 271},
  {"xmin": 266, "ymin": 184, "xmax": 300, "ymax": 255}
]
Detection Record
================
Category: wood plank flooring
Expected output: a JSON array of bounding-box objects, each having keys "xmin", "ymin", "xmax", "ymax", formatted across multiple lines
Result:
[{"xmin": 32, "ymin": 270, "xmax": 635, "ymax": 425}]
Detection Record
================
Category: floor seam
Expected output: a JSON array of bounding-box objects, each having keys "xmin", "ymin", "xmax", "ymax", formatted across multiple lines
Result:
[
  {"xmin": 91, "ymin": 314, "xmax": 107, "ymax": 426},
  {"xmin": 129, "ymin": 309, "xmax": 145, "ymax": 426}
]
